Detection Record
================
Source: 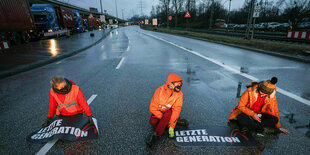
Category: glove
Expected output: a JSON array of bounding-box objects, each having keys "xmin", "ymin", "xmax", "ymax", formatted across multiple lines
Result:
[
  {"xmin": 42, "ymin": 117, "xmax": 53, "ymax": 127},
  {"xmin": 88, "ymin": 115, "xmax": 94, "ymax": 124},
  {"xmin": 169, "ymin": 127, "xmax": 175, "ymax": 138}
]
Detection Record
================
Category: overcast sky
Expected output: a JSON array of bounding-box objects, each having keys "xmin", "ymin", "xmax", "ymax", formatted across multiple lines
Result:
[{"xmin": 63, "ymin": 0, "xmax": 245, "ymax": 19}]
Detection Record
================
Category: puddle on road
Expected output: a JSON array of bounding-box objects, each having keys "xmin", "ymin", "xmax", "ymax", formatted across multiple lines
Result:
[
  {"xmin": 301, "ymin": 92, "xmax": 310, "ymax": 100},
  {"xmin": 240, "ymin": 67, "xmax": 249, "ymax": 74},
  {"xmin": 280, "ymin": 111, "xmax": 310, "ymax": 138},
  {"xmin": 183, "ymin": 58, "xmax": 201, "ymax": 85}
]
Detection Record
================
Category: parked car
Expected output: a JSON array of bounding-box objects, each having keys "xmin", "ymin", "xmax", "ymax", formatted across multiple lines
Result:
[{"xmin": 267, "ymin": 22, "xmax": 281, "ymax": 30}]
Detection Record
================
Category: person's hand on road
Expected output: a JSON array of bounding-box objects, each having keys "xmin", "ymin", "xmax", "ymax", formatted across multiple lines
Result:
[
  {"xmin": 279, "ymin": 128, "xmax": 290, "ymax": 134},
  {"xmin": 88, "ymin": 115, "xmax": 94, "ymax": 124}
]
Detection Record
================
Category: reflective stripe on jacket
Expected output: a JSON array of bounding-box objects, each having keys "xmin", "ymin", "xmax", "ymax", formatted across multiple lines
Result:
[{"xmin": 50, "ymin": 85, "xmax": 83, "ymax": 116}]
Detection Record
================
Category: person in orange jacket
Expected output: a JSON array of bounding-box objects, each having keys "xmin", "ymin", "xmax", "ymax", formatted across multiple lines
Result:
[
  {"xmin": 146, "ymin": 73, "xmax": 186, "ymax": 146},
  {"xmin": 42, "ymin": 76, "xmax": 93, "ymax": 127},
  {"xmin": 228, "ymin": 77, "xmax": 289, "ymax": 134}
]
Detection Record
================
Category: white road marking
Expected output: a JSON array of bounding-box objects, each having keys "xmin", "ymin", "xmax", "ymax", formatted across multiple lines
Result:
[
  {"xmin": 142, "ymin": 31, "xmax": 310, "ymax": 106},
  {"xmin": 36, "ymin": 95, "xmax": 98, "ymax": 155},
  {"xmin": 116, "ymin": 57, "xmax": 125, "ymax": 70},
  {"xmin": 56, "ymin": 61, "xmax": 62, "ymax": 64},
  {"xmin": 87, "ymin": 94, "xmax": 97, "ymax": 105},
  {"xmin": 126, "ymin": 45, "xmax": 130, "ymax": 52}
]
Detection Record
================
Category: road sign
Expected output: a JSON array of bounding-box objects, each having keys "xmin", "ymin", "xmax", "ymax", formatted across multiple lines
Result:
[
  {"xmin": 145, "ymin": 19, "xmax": 149, "ymax": 25},
  {"xmin": 169, "ymin": 16, "xmax": 172, "ymax": 21},
  {"xmin": 253, "ymin": 3, "xmax": 261, "ymax": 18},
  {"xmin": 100, "ymin": 15, "xmax": 106, "ymax": 23},
  {"xmin": 109, "ymin": 19, "xmax": 113, "ymax": 24},
  {"xmin": 185, "ymin": 11, "xmax": 191, "ymax": 18},
  {"xmin": 152, "ymin": 18, "xmax": 157, "ymax": 26}
]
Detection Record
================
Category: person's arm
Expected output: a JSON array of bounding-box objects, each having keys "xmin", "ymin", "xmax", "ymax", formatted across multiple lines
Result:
[
  {"xmin": 149, "ymin": 88, "xmax": 163, "ymax": 119},
  {"xmin": 169, "ymin": 95, "xmax": 183, "ymax": 129},
  {"xmin": 48, "ymin": 90, "xmax": 57, "ymax": 118},
  {"xmin": 237, "ymin": 91, "xmax": 256, "ymax": 117},
  {"xmin": 76, "ymin": 88, "xmax": 92, "ymax": 117}
]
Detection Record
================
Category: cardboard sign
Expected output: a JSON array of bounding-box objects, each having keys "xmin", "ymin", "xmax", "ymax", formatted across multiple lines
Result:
[
  {"xmin": 152, "ymin": 18, "xmax": 157, "ymax": 26},
  {"xmin": 27, "ymin": 115, "xmax": 99, "ymax": 143},
  {"xmin": 174, "ymin": 126, "xmax": 260, "ymax": 147}
]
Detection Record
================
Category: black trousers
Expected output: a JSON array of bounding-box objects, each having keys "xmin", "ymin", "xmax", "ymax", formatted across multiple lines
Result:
[{"xmin": 236, "ymin": 113, "xmax": 278, "ymax": 132}]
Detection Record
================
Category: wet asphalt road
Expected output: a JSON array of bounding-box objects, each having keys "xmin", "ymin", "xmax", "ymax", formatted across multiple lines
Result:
[{"xmin": 0, "ymin": 26, "xmax": 310, "ymax": 154}]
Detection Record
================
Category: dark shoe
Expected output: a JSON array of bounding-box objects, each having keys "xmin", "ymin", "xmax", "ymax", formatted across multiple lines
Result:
[
  {"xmin": 263, "ymin": 127, "xmax": 280, "ymax": 134},
  {"xmin": 177, "ymin": 119, "xmax": 189, "ymax": 127},
  {"xmin": 145, "ymin": 132, "xmax": 157, "ymax": 147},
  {"xmin": 228, "ymin": 119, "xmax": 240, "ymax": 129},
  {"xmin": 241, "ymin": 126, "xmax": 249, "ymax": 133}
]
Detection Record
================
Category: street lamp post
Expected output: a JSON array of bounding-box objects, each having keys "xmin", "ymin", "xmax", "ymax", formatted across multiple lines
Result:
[
  {"xmin": 100, "ymin": 0, "xmax": 103, "ymax": 13},
  {"xmin": 227, "ymin": 0, "xmax": 232, "ymax": 31},
  {"xmin": 115, "ymin": 0, "xmax": 118, "ymax": 18}
]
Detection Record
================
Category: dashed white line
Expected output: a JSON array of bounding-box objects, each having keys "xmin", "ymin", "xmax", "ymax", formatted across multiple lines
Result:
[
  {"xmin": 126, "ymin": 45, "xmax": 131, "ymax": 52},
  {"xmin": 36, "ymin": 94, "xmax": 98, "ymax": 155},
  {"xmin": 142, "ymin": 31, "xmax": 310, "ymax": 106},
  {"xmin": 116, "ymin": 57, "xmax": 125, "ymax": 70}
]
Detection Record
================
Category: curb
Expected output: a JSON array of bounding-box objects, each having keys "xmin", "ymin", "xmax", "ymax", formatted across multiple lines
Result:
[
  {"xmin": 0, "ymin": 29, "xmax": 112, "ymax": 79},
  {"xmin": 144, "ymin": 28, "xmax": 310, "ymax": 64}
]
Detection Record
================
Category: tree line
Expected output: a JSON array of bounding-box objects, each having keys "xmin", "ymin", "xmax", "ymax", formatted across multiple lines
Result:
[{"xmin": 131, "ymin": 0, "xmax": 310, "ymax": 29}]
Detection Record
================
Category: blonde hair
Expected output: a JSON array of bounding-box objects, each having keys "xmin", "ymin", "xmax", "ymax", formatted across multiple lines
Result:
[{"xmin": 50, "ymin": 76, "xmax": 65, "ymax": 86}]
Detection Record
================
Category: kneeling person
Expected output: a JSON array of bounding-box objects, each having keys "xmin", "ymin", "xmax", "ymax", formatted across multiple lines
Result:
[
  {"xmin": 228, "ymin": 77, "xmax": 289, "ymax": 134},
  {"xmin": 146, "ymin": 74, "xmax": 184, "ymax": 146},
  {"xmin": 42, "ymin": 76, "xmax": 93, "ymax": 126}
]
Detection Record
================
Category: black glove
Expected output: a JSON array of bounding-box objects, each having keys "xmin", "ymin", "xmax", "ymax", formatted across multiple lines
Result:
[
  {"xmin": 42, "ymin": 117, "xmax": 53, "ymax": 127},
  {"xmin": 88, "ymin": 115, "xmax": 94, "ymax": 124}
]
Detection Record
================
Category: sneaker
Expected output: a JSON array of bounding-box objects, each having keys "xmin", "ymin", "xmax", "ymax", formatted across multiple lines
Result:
[
  {"xmin": 263, "ymin": 127, "xmax": 280, "ymax": 134},
  {"xmin": 145, "ymin": 132, "xmax": 157, "ymax": 147},
  {"xmin": 177, "ymin": 119, "xmax": 189, "ymax": 127},
  {"xmin": 241, "ymin": 126, "xmax": 249, "ymax": 133}
]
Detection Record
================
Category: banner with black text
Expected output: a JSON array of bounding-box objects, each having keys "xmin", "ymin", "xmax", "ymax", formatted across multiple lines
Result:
[
  {"xmin": 27, "ymin": 115, "xmax": 99, "ymax": 143},
  {"xmin": 174, "ymin": 126, "xmax": 260, "ymax": 147}
]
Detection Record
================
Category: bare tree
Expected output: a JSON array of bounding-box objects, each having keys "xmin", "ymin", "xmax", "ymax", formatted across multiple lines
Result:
[
  {"xmin": 172, "ymin": 0, "xmax": 184, "ymax": 27},
  {"xmin": 283, "ymin": 0, "xmax": 310, "ymax": 27},
  {"xmin": 160, "ymin": 0, "xmax": 171, "ymax": 28}
]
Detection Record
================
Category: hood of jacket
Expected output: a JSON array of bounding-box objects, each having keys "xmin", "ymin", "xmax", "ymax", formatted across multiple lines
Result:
[{"xmin": 166, "ymin": 73, "xmax": 183, "ymax": 85}]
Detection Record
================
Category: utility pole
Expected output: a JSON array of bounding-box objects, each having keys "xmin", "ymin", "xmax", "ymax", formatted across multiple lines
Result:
[
  {"xmin": 122, "ymin": 9, "xmax": 124, "ymax": 20},
  {"xmin": 227, "ymin": 0, "xmax": 232, "ymax": 29},
  {"xmin": 100, "ymin": 0, "xmax": 103, "ymax": 13},
  {"xmin": 138, "ymin": 0, "xmax": 144, "ymax": 17},
  {"xmin": 209, "ymin": 0, "xmax": 214, "ymax": 29},
  {"xmin": 245, "ymin": 0, "xmax": 255, "ymax": 39},
  {"xmin": 115, "ymin": 0, "xmax": 118, "ymax": 18}
]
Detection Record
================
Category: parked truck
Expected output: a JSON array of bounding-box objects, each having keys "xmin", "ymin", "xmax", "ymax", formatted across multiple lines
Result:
[
  {"xmin": 0, "ymin": 0, "xmax": 36, "ymax": 44},
  {"xmin": 72, "ymin": 10, "xmax": 83, "ymax": 33},
  {"xmin": 54, "ymin": 6, "xmax": 75, "ymax": 31}
]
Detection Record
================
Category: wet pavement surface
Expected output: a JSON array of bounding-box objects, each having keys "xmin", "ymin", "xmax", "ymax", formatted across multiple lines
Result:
[
  {"xmin": 0, "ymin": 29, "xmax": 109, "ymax": 72},
  {"xmin": 0, "ymin": 26, "xmax": 310, "ymax": 154}
]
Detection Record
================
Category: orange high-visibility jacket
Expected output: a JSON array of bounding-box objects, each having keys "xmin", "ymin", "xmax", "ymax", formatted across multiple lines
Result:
[
  {"xmin": 228, "ymin": 82, "xmax": 281, "ymax": 128},
  {"xmin": 49, "ymin": 84, "xmax": 91, "ymax": 117},
  {"xmin": 149, "ymin": 74, "xmax": 183, "ymax": 129}
]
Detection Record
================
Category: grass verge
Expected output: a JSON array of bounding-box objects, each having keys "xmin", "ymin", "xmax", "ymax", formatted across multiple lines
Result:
[{"xmin": 141, "ymin": 26, "xmax": 310, "ymax": 57}]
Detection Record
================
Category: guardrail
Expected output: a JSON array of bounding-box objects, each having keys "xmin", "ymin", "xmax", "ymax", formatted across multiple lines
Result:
[{"xmin": 170, "ymin": 27, "xmax": 310, "ymax": 44}]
